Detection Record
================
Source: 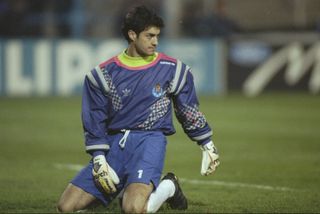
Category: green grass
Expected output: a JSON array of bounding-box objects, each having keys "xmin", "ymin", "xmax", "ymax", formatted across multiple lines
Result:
[{"xmin": 1, "ymin": 93, "xmax": 320, "ymax": 213}]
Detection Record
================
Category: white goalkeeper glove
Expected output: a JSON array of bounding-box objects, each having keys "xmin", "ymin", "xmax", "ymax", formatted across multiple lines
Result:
[
  {"xmin": 92, "ymin": 155, "xmax": 120, "ymax": 194},
  {"xmin": 200, "ymin": 141, "xmax": 220, "ymax": 176}
]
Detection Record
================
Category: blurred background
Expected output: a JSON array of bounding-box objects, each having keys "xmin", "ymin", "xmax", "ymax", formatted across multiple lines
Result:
[
  {"xmin": 1, "ymin": 0, "xmax": 320, "ymax": 96},
  {"xmin": 1, "ymin": 1, "xmax": 320, "ymax": 212}
]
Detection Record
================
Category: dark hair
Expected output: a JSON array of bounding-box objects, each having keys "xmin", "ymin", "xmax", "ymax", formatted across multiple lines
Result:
[{"xmin": 121, "ymin": 5, "xmax": 164, "ymax": 43}]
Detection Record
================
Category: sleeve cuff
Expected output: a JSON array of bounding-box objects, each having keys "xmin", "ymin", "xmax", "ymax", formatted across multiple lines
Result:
[
  {"xmin": 85, "ymin": 144, "xmax": 110, "ymax": 153},
  {"xmin": 91, "ymin": 150, "xmax": 105, "ymax": 157},
  {"xmin": 197, "ymin": 138, "xmax": 211, "ymax": 146}
]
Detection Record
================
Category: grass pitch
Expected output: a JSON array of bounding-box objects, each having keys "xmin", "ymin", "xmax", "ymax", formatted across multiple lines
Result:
[{"xmin": 0, "ymin": 92, "xmax": 320, "ymax": 213}]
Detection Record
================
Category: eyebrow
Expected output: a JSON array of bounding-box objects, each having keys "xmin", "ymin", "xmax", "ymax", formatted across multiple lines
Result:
[{"xmin": 147, "ymin": 33, "xmax": 160, "ymax": 37}]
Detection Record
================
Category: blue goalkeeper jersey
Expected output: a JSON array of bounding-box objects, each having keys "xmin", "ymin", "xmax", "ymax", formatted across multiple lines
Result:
[{"xmin": 82, "ymin": 51, "xmax": 213, "ymax": 153}]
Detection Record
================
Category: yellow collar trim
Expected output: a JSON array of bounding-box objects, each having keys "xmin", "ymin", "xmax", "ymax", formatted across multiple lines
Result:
[{"xmin": 117, "ymin": 50, "xmax": 158, "ymax": 67}]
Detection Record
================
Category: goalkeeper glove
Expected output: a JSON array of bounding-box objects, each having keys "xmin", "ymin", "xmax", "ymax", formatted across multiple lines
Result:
[
  {"xmin": 92, "ymin": 155, "xmax": 120, "ymax": 194},
  {"xmin": 200, "ymin": 141, "xmax": 220, "ymax": 176}
]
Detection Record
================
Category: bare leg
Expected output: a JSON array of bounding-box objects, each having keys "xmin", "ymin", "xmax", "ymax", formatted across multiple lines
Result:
[
  {"xmin": 122, "ymin": 183, "xmax": 153, "ymax": 213},
  {"xmin": 57, "ymin": 183, "xmax": 97, "ymax": 212}
]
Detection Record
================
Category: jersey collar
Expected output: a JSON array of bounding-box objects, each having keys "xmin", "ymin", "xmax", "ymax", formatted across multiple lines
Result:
[{"xmin": 115, "ymin": 50, "xmax": 161, "ymax": 70}]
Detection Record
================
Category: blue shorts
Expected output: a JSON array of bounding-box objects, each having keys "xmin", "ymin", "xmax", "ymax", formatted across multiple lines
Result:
[{"xmin": 71, "ymin": 131, "xmax": 167, "ymax": 206}]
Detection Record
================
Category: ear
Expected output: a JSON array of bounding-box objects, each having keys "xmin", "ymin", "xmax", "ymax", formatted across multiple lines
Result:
[{"xmin": 128, "ymin": 30, "xmax": 137, "ymax": 42}]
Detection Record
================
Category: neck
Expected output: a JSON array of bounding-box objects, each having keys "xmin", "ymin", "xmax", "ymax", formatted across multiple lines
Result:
[{"xmin": 126, "ymin": 44, "xmax": 148, "ymax": 58}]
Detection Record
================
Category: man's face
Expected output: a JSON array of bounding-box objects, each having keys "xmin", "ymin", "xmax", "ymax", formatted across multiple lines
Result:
[{"xmin": 134, "ymin": 26, "xmax": 160, "ymax": 57}]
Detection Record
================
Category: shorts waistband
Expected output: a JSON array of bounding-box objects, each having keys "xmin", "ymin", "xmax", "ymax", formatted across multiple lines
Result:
[{"xmin": 107, "ymin": 129, "xmax": 163, "ymax": 135}]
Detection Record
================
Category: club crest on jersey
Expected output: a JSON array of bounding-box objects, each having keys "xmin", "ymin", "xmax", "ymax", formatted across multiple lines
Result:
[{"xmin": 152, "ymin": 83, "xmax": 164, "ymax": 97}]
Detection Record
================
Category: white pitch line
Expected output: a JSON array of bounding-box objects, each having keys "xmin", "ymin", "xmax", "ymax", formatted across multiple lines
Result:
[
  {"xmin": 54, "ymin": 163, "xmax": 296, "ymax": 192},
  {"xmin": 179, "ymin": 178, "xmax": 296, "ymax": 192},
  {"xmin": 53, "ymin": 163, "xmax": 84, "ymax": 171}
]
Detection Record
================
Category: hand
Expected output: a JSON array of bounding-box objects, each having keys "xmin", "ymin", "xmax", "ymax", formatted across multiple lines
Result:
[
  {"xmin": 200, "ymin": 141, "xmax": 220, "ymax": 176},
  {"xmin": 92, "ymin": 155, "xmax": 120, "ymax": 194}
]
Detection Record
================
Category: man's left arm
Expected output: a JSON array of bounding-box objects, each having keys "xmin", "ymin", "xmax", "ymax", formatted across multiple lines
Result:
[{"xmin": 172, "ymin": 68, "xmax": 220, "ymax": 176}]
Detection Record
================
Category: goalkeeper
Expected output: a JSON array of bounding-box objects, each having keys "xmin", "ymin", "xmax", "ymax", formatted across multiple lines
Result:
[{"xmin": 57, "ymin": 5, "xmax": 219, "ymax": 213}]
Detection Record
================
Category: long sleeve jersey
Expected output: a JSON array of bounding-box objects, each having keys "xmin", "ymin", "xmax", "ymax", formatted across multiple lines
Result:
[{"xmin": 82, "ymin": 51, "xmax": 213, "ymax": 153}]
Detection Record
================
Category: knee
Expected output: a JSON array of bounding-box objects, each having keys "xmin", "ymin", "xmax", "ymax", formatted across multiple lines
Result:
[
  {"xmin": 122, "ymin": 183, "xmax": 153, "ymax": 213},
  {"xmin": 56, "ymin": 201, "xmax": 74, "ymax": 213},
  {"xmin": 122, "ymin": 202, "xmax": 145, "ymax": 214}
]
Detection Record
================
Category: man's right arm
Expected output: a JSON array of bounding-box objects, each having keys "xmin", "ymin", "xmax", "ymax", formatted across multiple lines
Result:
[
  {"xmin": 82, "ymin": 68, "xmax": 110, "ymax": 154},
  {"xmin": 82, "ymin": 68, "xmax": 120, "ymax": 194}
]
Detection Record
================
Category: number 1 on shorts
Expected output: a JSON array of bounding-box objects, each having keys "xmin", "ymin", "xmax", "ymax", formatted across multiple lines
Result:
[{"xmin": 137, "ymin": 169, "xmax": 143, "ymax": 179}]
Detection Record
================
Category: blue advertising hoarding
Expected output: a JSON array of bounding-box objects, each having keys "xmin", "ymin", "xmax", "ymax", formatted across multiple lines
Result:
[{"xmin": 0, "ymin": 39, "xmax": 225, "ymax": 96}]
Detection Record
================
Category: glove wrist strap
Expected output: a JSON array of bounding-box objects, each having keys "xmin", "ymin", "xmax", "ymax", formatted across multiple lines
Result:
[
  {"xmin": 93, "ymin": 154, "xmax": 107, "ymax": 164},
  {"xmin": 201, "ymin": 140, "xmax": 214, "ymax": 151}
]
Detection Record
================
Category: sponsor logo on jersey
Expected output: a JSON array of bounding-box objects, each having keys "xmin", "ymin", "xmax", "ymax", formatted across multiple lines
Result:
[
  {"xmin": 122, "ymin": 88, "xmax": 131, "ymax": 97},
  {"xmin": 152, "ymin": 83, "xmax": 164, "ymax": 97},
  {"xmin": 160, "ymin": 61, "xmax": 175, "ymax": 66}
]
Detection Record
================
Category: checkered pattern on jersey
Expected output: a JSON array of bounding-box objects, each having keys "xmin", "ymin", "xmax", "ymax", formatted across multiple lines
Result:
[
  {"xmin": 175, "ymin": 104, "xmax": 207, "ymax": 130},
  {"xmin": 138, "ymin": 96, "xmax": 171, "ymax": 130},
  {"xmin": 102, "ymin": 69, "xmax": 123, "ymax": 111}
]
